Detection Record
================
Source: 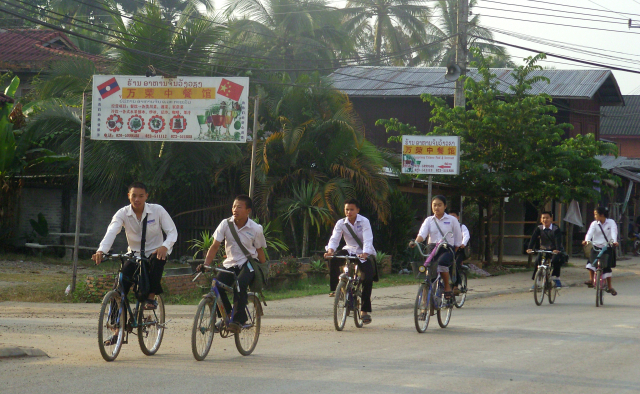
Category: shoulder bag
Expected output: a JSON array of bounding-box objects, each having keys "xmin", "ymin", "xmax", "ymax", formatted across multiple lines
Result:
[
  {"xmin": 227, "ymin": 218, "xmax": 268, "ymax": 303},
  {"xmin": 345, "ymin": 221, "xmax": 379, "ymax": 282}
]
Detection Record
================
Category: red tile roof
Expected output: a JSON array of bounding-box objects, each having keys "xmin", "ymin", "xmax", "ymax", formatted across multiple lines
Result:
[{"xmin": 0, "ymin": 29, "xmax": 105, "ymax": 71}]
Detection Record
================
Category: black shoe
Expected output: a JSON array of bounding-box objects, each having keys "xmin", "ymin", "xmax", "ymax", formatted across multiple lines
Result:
[{"xmin": 227, "ymin": 321, "xmax": 242, "ymax": 334}]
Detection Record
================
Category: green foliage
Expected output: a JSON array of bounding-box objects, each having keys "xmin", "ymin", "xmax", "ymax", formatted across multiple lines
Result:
[
  {"xmin": 252, "ymin": 217, "xmax": 289, "ymax": 260},
  {"xmin": 187, "ymin": 230, "xmax": 217, "ymax": 259},
  {"xmin": 372, "ymin": 189, "xmax": 416, "ymax": 257},
  {"xmin": 280, "ymin": 255, "xmax": 301, "ymax": 274},
  {"xmin": 309, "ymin": 259, "xmax": 327, "ymax": 272},
  {"xmin": 29, "ymin": 213, "xmax": 49, "ymax": 238}
]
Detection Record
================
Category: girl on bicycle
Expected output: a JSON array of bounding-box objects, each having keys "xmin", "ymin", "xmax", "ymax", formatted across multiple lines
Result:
[
  {"xmin": 410, "ymin": 195, "xmax": 462, "ymax": 300},
  {"xmin": 582, "ymin": 206, "xmax": 618, "ymax": 296}
]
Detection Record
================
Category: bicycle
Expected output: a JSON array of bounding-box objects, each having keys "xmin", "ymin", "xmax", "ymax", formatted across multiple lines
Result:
[
  {"xmin": 585, "ymin": 241, "xmax": 612, "ymax": 307},
  {"xmin": 528, "ymin": 249, "xmax": 558, "ymax": 306},
  {"xmin": 191, "ymin": 266, "xmax": 263, "ymax": 360},
  {"xmin": 97, "ymin": 253, "xmax": 166, "ymax": 362},
  {"xmin": 411, "ymin": 237, "xmax": 455, "ymax": 333},
  {"xmin": 454, "ymin": 262, "xmax": 469, "ymax": 308},
  {"xmin": 328, "ymin": 254, "xmax": 365, "ymax": 331}
]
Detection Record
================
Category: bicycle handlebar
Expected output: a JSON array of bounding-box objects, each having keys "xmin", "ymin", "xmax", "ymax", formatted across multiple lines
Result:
[
  {"xmin": 527, "ymin": 249, "xmax": 556, "ymax": 254},
  {"xmin": 324, "ymin": 254, "xmax": 362, "ymax": 261}
]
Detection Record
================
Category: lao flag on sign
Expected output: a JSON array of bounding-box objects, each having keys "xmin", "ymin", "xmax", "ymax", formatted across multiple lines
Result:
[
  {"xmin": 97, "ymin": 77, "xmax": 120, "ymax": 99},
  {"xmin": 217, "ymin": 78, "xmax": 243, "ymax": 101}
]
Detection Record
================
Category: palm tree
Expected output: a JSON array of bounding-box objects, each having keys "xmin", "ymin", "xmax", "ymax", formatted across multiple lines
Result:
[
  {"xmin": 419, "ymin": 0, "xmax": 514, "ymax": 67},
  {"xmin": 224, "ymin": 0, "xmax": 351, "ymax": 78},
  {"xmin": 342, "ymin": 0, "xmax": 431, "ymax": 64},
  {"xmin": 280, "ymin": 181, "xmax": 332, "ymax": 257}
]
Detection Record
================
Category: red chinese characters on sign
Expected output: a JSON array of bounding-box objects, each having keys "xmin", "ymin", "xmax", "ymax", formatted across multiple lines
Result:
[{"xmin": 170, "ymin": 115, "xmax": 187, "ymax": 133}]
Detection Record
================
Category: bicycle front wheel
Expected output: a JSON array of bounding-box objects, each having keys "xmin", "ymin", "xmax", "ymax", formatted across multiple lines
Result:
[
  {"xmin": 98, "ymin": 290, "xmax": 125, "ymax": 362},
  {"xmin": 333, "ymin": 281, "xmax": 348, "ymax": 331},
  {"xmin": 191, "ymin": 297, "xmax": 215, "ymax": 361},
  {"xmin": 353, "ymin": 283, "xmax": 363, "ymax": 328},
  {"xmin": 235, "ymin": 294, "xmax": 262, "ymax": 356},
  {"xmin": 533, "ymin": 269, "xmax": 545, "ymax": 306},
  {"xmin": 437, "ymin": 282, "xmax": 452, "ymax": 328},
  {"xmin": 454, "ymin": 271, "xmax": 467, "ymax": 308},
  {"xmin": 595, "ymin": 270, "xmax": 603, "ymax": 307},
  {"xmin": 138, "ymin": 294, "xmax": 165, "ymax": 356},
  {"xmin": 547, "ymin": 279, "xmax": 557, "ymax": 304},
  {"xmin": 414, "ymin": 284, "xmax": 430, "ymax": 333}
]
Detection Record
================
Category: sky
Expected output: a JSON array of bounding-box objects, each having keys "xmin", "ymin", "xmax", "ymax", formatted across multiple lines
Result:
[{"xmin": 214, "ymin": 0, "xmax": 640, "ymax": 95}]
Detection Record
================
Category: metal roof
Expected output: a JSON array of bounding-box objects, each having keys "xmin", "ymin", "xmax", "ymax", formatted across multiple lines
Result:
[
  {"xmin": 329, "ymin": 66, "xmax": 623, "ymax": 105},
  {"xmin": 597, "ymin": 155, "xmax": 640, "ymax": 171},
  {"xmin": 600, "ymin": 95, "xmax": 640, "ymax": 136}
]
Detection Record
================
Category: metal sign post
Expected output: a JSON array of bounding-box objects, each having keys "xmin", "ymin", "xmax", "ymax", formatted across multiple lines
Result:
[
  {"xmin": 72, "ymin": 92, "xmax": 86, "ymax": 292},
  {"xmin": 249, "ymin": 96, "xmax": 260, "ymax": 199}
]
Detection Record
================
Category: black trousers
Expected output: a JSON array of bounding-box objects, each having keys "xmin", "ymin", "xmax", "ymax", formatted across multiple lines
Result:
[
  {"xmin": 216, "ymin": 264, "xmax": 255, "ymax": 324},
  {"xmin": 454, "ymin": 249, "xmax": 466, "ymax": 286},
  {"xmin": 329, "ymin": 251, "xmax": 374, "ymax": 313},
  {"xmin": 122, "ymin": 254, "xmax": 166, "ymax": 297},
  {"xmin": 531, "ymin": 253, "xmax": 563, "ymax": 280}
]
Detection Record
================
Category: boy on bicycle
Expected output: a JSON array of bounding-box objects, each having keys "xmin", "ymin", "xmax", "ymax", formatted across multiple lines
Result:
[
  {"xmin": 410, "ymin": 195, "xmax": 462, "ymax": 300},
  {"xmin": 526, "ymin": 211, "xmax": 564, "ymax": 289},
  {"xmin": 93, "ymin": 182, "xmax": 178, "ymax": 310},
  {"xmin": 324, "ymin": 199, "xmax": 378, "ymax": 325},
  {"xmin": 582, "ymin": 206, "xmax": 618, "ymax": 296},
  {"xmin": 449, "ymin": 212, "xmax": 469, "ymax": 293},
  {"xmin": 197, "ymin": 195, "xmax": 267, "ymax": 333}
]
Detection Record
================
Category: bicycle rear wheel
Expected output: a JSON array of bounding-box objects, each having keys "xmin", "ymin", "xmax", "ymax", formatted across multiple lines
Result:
[
  {"xmin": 138, "ymin": 294, "xmax": 165, "ymax": 355},
  {"xmin": 533, "ymin": 269, "xmax": 545, "ymax": 306},
  {"xmin": 595, "ymin": 270, "xmax": 603, "ymax": 307},
  {"xmin": 454, "ymin": 271, "xmax": 467, "ymax": 308},
  {"xmin": 333, "ymin": 281, "xmax": 348, "ymax": 331},
  {"xmin": 191, "ymin": 297, "xmax": 215, "ymax": 361},
  {"xmin": 547, "ymin": 279, "xmax": 557, "ymax": 304},
  {"xmin": 98, "ymin": 290, "xmax": 125, "ymax": 362},
  {"xmin": 414, "ymin": 284, "xmax": 430, "ymax": 333},
  {"xmin": 235, "ymin": 294, "xmax": 262, "ymax": 356}
]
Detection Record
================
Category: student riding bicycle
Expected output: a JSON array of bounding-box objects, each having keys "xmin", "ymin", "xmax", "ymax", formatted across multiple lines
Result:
[
  {"xmin": 92, "ymin": 182, "xmax": 178, "ymax": 310},
  {"xmin": 324, "ymin": 198, "xmax": 378, "ymax": 325},
  {"xmin": 582, "ymin": 206, "xmax": 619, "ymax": 296},
  {"xmin": 196, "ymin": 195, "xmax": 267, "ymax": 334},
  {"xmin": 526, "ymin": 211, "xmax": 564, "ymax": 290},
  {"xmin": 410, "ymin": 195, "xmax": 462, "ymax": 301}
]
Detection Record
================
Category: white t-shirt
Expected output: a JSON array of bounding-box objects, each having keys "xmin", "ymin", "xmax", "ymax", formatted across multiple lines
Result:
[
  {"xmin": 418, "ymin": 213, "xmax": 463, "ymax": 247},
  {"xmin": 213, "ymin": 217, "xmax": 267, "ymax": 268},
  {"xmin": 325, "ymin": 214, "xmax": 376, "ymax": 256},
  {"xmin": 585, "ymin": 218, "xmax": 618, "ymax": 248},
  {"xmin": 98, "ymin": 203, "xmax": 178, "ymax": 257}
]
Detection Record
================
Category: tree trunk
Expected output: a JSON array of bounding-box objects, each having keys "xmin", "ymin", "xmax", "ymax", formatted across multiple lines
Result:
[
  {"xmin": 497, "ymin": 197, "xmax": 505, "ymax": 265},
  {"xmin": 289, "ymin": 219, "xmax": 300, "ymax": 257},
  {"xmin": 485, "ymin": 201, "xmax": 493, "ymax": 265},
  {"xmin": 302, "ymin": 214, "xmax": 309, "ymax": 258},
  {"xmin": 374, "ymin": 15, "xmax": 384, "ymax": 63},
  {"xmin": 477, "ymin": 200, "xmax": 485, "ymax": 261}
]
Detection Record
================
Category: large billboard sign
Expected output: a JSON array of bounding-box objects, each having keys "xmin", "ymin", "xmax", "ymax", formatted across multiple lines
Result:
[
  {"xmin": 401, "ymin": 135, "xmax": 460, "ymax": 175},
  {"xmin": 91, "ymin": 76, "xmax": 249, "ymax": 142}
]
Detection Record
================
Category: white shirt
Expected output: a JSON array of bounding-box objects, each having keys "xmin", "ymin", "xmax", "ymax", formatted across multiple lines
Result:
[
  {"xmin": 326, "ymin": 214, "xmax": 376, "ymax": 256},
  {"xmin": 461, "ymin": 224, "xmax": 470, "ymax": 247},
  {"xmin": 98, "ymin": 203, "xmax": 178, "ymax": 257},
  {"xmin": 585, "ymin": 218, "xmax": 618, "ymax": 248},
  {"xmin": 213, "ymin": 217, "xmax": 267, "ymax": 269},
  {"xmin": 418, "ymin": 214, "xmax": 463, "ymax": 247}
]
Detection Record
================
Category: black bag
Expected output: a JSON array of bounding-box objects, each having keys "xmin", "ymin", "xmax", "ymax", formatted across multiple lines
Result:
[
  {"xmin": 598, "ymin": 223, "xmax": 617, "ymax": 268},
  {"xmin": 133, "ymin": 215, "xmax": 150, "ymax": 301}
]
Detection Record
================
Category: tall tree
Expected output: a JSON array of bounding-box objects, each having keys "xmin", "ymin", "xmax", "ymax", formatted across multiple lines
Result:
[
  {"xmin": 342, "ymin": 0, "xmax": 431, "ymax": 64},
  {"xmin": 418, "ymin": 0, "xmax": 513, "ymax": 67}
]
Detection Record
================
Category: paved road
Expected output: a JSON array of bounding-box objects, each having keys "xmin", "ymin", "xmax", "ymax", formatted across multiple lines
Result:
[{"xmin": 1, "ymin": 261, "xmax": 639, "ymax": 394}]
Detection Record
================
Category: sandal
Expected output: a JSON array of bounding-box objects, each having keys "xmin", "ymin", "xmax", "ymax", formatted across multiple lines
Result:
[
  {"xmin": 144, "ymin": 299, "xmax": 158, "ymax": 310},
  {"xmin": 329, "ymin": 292, "xmax": 335, "ymax": 297},
  {"xmin": 453, "ymin": 287, "xmax": 461, "ymax": 296},
  {"xmin": 584, "ymin": 280, "xmax": 594, "ymax": 288},
  {"xmin": 444, "ymin": 291, "xmax": 454, "ymax": 301},
  {"xmin": 361, "ymin": 314, "xmax": 372, "ymax": 325},
  {"xmin": 608, "ymin": 288, "xmax": 618, "ymax": 296},
  {"xmin": 104, "ymin": 335, "xmax": 119, "ymax": 346}
]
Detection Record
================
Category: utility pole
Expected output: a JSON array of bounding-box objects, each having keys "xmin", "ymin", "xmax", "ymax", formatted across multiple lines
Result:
[
  {"xmin": 454, "ymin": 0, "xmax": 469, "ymax": 108},
  {"xmin": 72, "ymin": 92, "xmax": 87, "ymax": 292},
  {"xmin": 629, "ymin": 19, "xmax": 640, "ymax": 28},
  {"xmin": 248, "ymin": 96, "xmax": 260, "ymax": 199}
]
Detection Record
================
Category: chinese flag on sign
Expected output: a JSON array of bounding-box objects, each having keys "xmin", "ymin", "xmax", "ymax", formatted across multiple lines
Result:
[{"xmin": 217, "ymin": 78, "xmax": 244, "ymax": 101}]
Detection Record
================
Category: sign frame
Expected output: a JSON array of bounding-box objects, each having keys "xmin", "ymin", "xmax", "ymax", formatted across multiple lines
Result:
[{"xmin": 401, "ymin": 135, "xmax": 461, "ymax": 175}]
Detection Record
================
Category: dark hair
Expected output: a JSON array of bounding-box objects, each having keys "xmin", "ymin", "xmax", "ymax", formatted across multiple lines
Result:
[
  {"xmin": 344, "ymin": 198, "xmax": 360, "ymax": 209},
  {"xmin": 431, "ymin": 195, "xmax": 447, "ymax": 206},
  {"xmin": 449, "ymin": 211, "xmax": 459, "ymax": 216},
  {"xmin": 595, "ymin": 206, "xmax": 608, "ymax": 218},
  {"xmin": 128, "ymin": 182, "xmax": 147, "ymax": 192},
  {"xmin": 234, "ymin": 195, "xmax": 253, "ymax": 210},
  {"xmin": 540, "ymin": 211, "xmax": 553, "ymax": 218}
]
